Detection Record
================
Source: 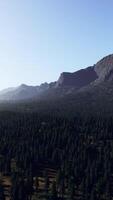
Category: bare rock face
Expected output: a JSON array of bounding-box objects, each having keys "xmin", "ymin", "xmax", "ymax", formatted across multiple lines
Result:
[
  {"xmin": 94, "ymin": 54, "xmax": 113, "ymax": 83},
  {"xmin": 56, "ymin": 66, "xmax": 98, "ymax": 88}
]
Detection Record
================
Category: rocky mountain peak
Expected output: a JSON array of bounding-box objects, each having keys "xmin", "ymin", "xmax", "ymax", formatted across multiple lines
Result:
[
  {"xmin": 94, "ymin": 54, "xmax": 113, "ymax": 82},
  {"xmin": 19, "ymin": 84, "xmax": 28, "ymax": 87}
]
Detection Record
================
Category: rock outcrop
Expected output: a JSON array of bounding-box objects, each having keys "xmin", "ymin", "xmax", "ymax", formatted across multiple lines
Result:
[
  {"xmin": 94, "ymin": 54, "xmax": 113, "ymax": 83},
  {"xmin": 56, "ymin": 66, "xmax": 98, "ymax": 88}
]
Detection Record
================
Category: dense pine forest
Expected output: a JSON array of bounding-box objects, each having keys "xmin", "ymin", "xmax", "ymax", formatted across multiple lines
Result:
[{"xmin": 0, "ymin": 101, "xmax": 113, "ymax": 200}]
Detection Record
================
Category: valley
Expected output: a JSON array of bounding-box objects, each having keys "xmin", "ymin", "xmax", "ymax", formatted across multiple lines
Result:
[{"xmin": 0, "ymin": 54, "xmax": 113, "ymax": 199}]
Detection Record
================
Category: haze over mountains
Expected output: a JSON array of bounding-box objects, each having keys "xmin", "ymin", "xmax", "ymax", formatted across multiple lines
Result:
[{"xmin": 1, "ymin": 54, "xmax": 113, "ymax": 101}]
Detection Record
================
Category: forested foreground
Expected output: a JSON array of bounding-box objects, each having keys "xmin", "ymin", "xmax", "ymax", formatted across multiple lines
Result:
[{"xmin": 0, "ymin": 111, "xmax": 113, "ymax": 199}]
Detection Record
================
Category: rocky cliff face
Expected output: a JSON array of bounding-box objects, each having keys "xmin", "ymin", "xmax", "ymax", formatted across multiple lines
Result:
[
  {"xmin": 94, "ymin": 54, "xmax": 113, "ymax": 83},
  {"xmin": 56, "ymin": 66, "xmax": 98, "ymax": 88},
  {"xmin": 56, "ymin": 54, "xmax": 113, "ymax": 88}
]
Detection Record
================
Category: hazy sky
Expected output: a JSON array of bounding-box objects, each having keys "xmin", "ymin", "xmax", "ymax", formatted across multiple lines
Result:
[{"xmin": 0, "ymin": 0, "xmax": 113, "ymax": 89}]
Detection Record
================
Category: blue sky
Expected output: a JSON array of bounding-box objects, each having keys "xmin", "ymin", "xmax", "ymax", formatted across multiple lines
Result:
[{"xmin": 0, "ymin": 0, "xmax": 113, "ymax": 89}]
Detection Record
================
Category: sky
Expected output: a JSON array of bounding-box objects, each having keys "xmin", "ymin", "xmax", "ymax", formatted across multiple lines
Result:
[{"xmin": 0, "ymin": 0, "xmax": 113, "ymax": 89}]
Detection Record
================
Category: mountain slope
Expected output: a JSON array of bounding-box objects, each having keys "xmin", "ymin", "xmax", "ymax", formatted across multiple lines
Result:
[
  {"xmin": 95, "ymin": 54, "xmax": 113, "ymax": 82},
  {"xmin": 1, "ymin": 54, "xmax": 113, "ymax": 101}
]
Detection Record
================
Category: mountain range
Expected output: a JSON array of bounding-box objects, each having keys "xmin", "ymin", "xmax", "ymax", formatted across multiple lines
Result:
[{"xmin": 1, "ymin": 54, "xmax": 113, "ymax": 101}]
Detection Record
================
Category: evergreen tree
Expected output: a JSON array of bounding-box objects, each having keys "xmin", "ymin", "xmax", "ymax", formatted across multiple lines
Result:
[
  {"xmin": 0, "ymin": 182, "xmax": 5, "ymax": 200},
  {"xmin": 51, "ymin": 181, "xmax": 57, "ymax": 200}
]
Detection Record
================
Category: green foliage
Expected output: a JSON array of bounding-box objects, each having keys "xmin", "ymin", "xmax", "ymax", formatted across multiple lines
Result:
[{"xmin": 0, "ymin": 110, "xmax": 112, "ymax": 199}]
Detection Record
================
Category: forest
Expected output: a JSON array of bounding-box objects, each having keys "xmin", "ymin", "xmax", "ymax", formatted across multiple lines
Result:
[{"xmin": 0, "ymin": 101, "xmax": 112, "ymax": 200}]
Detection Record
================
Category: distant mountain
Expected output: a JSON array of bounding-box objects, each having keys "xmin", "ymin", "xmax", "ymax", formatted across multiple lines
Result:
[
  {"xmin": 0, "ymin": 83, "xmax": 49, "ymax": 101},
  {"xmin": 1, "ymin": 54, "xmax": 113, "ymax": 101}
]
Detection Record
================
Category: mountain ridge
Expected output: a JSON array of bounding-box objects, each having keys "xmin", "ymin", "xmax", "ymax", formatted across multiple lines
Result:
[{"xmin": 1, "ymin": 54, "xmax": 113, "ymax": 101}]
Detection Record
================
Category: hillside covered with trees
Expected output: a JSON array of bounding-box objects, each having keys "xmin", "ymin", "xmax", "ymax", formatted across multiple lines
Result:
[{"xmin": 0, "ymin": 105, "xmax": 112, "ymax": 199}]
